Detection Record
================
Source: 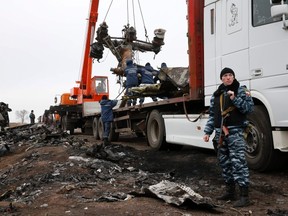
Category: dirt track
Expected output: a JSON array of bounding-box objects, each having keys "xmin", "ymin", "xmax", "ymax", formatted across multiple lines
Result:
[{"xmin": 1, "ymin": 125, "xmax": 288, "ymax": 216}]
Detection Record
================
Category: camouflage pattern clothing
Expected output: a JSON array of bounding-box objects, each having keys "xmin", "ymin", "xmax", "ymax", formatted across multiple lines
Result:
[{"xmin": 204, "ymin": 80, "xmax": 254, "ymax": 187}]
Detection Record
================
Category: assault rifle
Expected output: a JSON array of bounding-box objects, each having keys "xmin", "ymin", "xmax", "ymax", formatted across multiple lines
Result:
[{"xmin": 218, "ymin": 93, "xmax": 235, "ymax": 147}]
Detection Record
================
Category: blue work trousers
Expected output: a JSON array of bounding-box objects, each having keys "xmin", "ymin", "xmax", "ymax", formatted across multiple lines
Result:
[{"xmin": 103, "ymin": 121, "xmax": 111, "ymax": 139}]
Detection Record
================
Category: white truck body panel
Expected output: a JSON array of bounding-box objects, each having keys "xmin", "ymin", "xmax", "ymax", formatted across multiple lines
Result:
[
  {"xmin": 83, "ymin": 102, "xmax": 101, "ymax": 117},
  {"xmin": 83, "ymin": 100, "xmax": 122, "ymax": 117},
  {"xmin": 273, "ymin": 131, "xmax": 288, "ymax": 152},
  {"xmin": 163, "ymin": 114, "xmax": 214, "ymax": 150},
  {"xmin": 164, "ymin": 0, "xmax": 288, "ymax": 151}
]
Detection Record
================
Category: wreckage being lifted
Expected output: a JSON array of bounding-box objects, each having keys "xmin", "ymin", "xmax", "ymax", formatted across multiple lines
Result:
[{"xmin": 50, "ymin": 0, "xmax": 288, "ymax": 172}]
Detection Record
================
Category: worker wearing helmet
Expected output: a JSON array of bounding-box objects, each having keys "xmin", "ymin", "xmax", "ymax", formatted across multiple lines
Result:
[{"xmin": 203, "ymin": 67, "xmax": 254, "ymax": 208}]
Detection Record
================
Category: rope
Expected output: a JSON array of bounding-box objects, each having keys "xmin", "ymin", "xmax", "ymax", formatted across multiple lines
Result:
[{"xmin": 182, "ymin": 94, "xmax": 207, "ymax": 122}]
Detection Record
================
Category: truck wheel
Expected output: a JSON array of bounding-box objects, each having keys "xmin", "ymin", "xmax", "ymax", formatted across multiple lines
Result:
[
  {"xmin": 147, "ymin": 110, "xmax": 166, "ymax": 150},
  {"xmin": 98, "ymin": 119, "xmax": 119, "ymax": 142},
  {"xmin": 61, "ymin": 115, "xmax": 74, "ymax": 135},
  {"xmin": 98, "ymin": 119, "xmax": 103, "ymax": 140},
  {"xmin": 246, "ymin": 105, "xmax": 277, "ymax": 171},
  {"xmin": 69, "ymin": 128, "xmax": 74, "ymax": 135},
  {"xmin": 61, "ymin": 115, "xmax": 67, "ymax": 132},
  {"xmin": 92, "ymin": 117, "xmax": 99, "ymax": 140},
  {"xmin": 109, "ymin": 122, "xmax": 119, "ymax": 142}
]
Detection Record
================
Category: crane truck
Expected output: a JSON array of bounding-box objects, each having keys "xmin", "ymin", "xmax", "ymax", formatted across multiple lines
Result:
[
  {"xmin": 49, "ymin": 0, "xmax": 109, "ymax": 134},
  {"xmin": 51, "ymin": 0, "xmax": 288, "ymax": 172}
]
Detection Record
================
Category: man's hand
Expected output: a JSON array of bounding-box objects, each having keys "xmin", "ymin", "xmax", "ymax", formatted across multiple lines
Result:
[
  {"xmin": 203, "ymin": 134, "xmax": 210, "ymax": 142},
  {"xmin": 227, "ymin": 90, "xmax": 235, "ymax": 100}
]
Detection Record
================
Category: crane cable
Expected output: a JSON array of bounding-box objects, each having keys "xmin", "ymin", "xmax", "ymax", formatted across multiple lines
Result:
[
  {"xmin": 102, "ymin": 0, "xmax": 148, "ymax": 40},
  {"xmin": 126, "ymin": 0, "xmax": 137, "ymax": 29},
  {"xmin": 137, "ymin": 0, "xmax": 149, "ymax": 42},
  {"xmin": 126, "ymin": 0, "xmax": 130, "ymax": 26},
  {"xmin": 132, "ymin": 0, "xmax": 136, "ymax": 29},
  {"xmin": 103, "ymin": 0, "xmax": 114, "ymax": 22}
]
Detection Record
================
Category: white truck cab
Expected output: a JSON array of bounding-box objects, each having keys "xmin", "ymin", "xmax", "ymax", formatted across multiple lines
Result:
[{"xmin": 164, "ymin": 0, "xmax": 288, "ymax": 171}]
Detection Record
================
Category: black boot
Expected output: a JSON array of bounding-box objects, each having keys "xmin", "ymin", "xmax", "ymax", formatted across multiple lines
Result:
[
  {"xmin": 217, "ymin": 183, "xmax": 236, "ymax": 201},
  {"xmin": 103, "ymin": 138, "xmax": 109, "ymax": 146},
  {"xmin": 233, "ymin": 186, "xmax": 251, "ymax": 207}
]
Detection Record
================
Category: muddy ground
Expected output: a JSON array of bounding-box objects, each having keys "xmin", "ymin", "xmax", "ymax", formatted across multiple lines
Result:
[{"xmin": 1, "ymin": 124, "xmax": 288, "ymax": 216}]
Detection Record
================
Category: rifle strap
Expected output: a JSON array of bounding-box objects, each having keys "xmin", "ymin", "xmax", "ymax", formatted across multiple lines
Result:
[{"xmin": 220, "ymin": 93, "xmax": 235, "ymax": 118}]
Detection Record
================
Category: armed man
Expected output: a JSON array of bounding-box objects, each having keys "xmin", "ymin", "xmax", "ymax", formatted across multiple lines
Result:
[{"xmin": 203, "ymin": 67, "xmax": 254, "ymax": 207}]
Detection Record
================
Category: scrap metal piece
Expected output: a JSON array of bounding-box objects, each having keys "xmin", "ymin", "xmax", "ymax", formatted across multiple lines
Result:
[
  {"xmin": 96, "ymin": 192, "xmax": 132, "ymax": 202},
  {"xmin": 92, "ymin": 22, "xmax": 166, "ymax": 64},
  {"xmin": 0, "ymin": 144, "xmax": 10, "ymax": 156},
  {"xmin": 132, "ymin": 180, "xmax": 216, "ymax": 209},
  {"xmin": 160, "ymin": 67, "xmax": 189, "ymax": 88},
  {"xmin": 130, "ymin": 83, "xmax": 162, "ymax": 96},
  {"xmin": 128, "ymin": 67, "xmax": 189, "ymax": 100}
]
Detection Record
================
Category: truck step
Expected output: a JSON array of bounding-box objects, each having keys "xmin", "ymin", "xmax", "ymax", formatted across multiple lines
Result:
[
  {"xmin": 114, "ymin": 115, "xmax": 130, "ymax": 121},
  {"xmin": 115, "ymin": 128, "xmax": 132, "ymax": 133}
]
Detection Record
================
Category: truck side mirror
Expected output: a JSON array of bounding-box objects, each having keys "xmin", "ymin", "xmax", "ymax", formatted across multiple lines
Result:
[
  {"xmin": 271, "ymin": 4, "xmax": 288, "ymax": 17},
  {"xmin": 271, "ymin": 3, "xmax": 288, "ymax": 29}
]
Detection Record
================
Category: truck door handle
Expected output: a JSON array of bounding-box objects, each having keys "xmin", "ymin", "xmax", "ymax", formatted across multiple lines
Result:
[{"xmin": 251, "ymin": 69, "xmax": 263, "ymax": 77}]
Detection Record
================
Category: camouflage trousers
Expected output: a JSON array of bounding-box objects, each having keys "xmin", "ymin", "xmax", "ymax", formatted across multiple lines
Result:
[{"xmin": 216, "ymin": 128, "xmax": 249, "ymax": 187}]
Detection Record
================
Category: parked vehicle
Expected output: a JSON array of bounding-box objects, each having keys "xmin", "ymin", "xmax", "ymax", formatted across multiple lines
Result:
[{"xmin": 51, "ymin": 0, "xmax": 288, "ymax": 171}]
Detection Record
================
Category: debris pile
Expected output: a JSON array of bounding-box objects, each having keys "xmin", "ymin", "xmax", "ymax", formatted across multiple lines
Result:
[{"xmin": 0, "ymin": 123, "xmax": 216, "ymax": 213}]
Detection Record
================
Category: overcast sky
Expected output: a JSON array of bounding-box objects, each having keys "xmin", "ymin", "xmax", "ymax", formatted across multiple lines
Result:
[{"xmin": 0, "ymin": 0, "xmax": 188, "ymax": 123}]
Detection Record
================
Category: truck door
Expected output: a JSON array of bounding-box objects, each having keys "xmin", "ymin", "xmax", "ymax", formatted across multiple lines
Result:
[
  {"xmin": 249, "ymin": 0, "xmax": 287, "ymax": 78},
  {"xmin": 249, "ymin": 0, "xmax": 288, "ymax": 128},
  {"xmin": 204, "ymin": 0, "xmax": 250, "ymax": 105}
]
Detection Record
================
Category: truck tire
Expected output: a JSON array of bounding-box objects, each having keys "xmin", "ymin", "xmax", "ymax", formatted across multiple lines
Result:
[
  {"xmin": 245, "ymin": 105, "xmax": 279, "ymax": 171},
  {"xmin": 109, "ymin": 122, "xmax": 119, "ymax": 142},
  {"xmin": 61, "ymin": 115, "xmax": 67, "ymax": 132},
  {"xmin": 98, "ymin": 118, "xmax": 103, "ymax": 140},
  {"xmin": 92, "ymin": 117, "xmax": 99, "ymax": 140},
  {"xmin": 98, "ymin": 119, "xmax": 119, "ymax": 142},
  {"xmin": 61, "ymin": 115, "xmax": 74, "ymax": 135},
  {"xmin": 147, "ymin": 110, "xmax": 166, "ymax": 150}
]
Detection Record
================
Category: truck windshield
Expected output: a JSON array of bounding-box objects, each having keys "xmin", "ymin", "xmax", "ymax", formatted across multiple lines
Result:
[{"xmin": 252, "ymin": 0, "xmax": 283, "ymax": 26}]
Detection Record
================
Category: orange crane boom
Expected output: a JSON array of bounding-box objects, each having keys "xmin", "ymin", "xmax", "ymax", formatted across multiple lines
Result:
[{"xmin": 70, "ymin": 0, "xmax": 103, "ymax": 104}]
